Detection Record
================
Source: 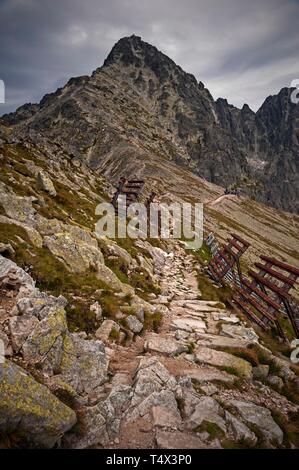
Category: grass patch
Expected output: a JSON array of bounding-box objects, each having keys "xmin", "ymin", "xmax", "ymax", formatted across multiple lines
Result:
[
  {"xmin": 130, "ymin": 267, "xmax": 161, "ymax": 295},
  {"xmin": 143, "ymin": 310, "xmax": 163, "ymax": 332},
  {"xmin": 65, "ymin": 297, "xmax": 100, "ymax": 333},
  {"xmin": 218, "ymin": 366, "xmax": 242, "ymax": 377},
  {"xmin": 187, "ymin": 341, "xmax": 196, "ymax": 354},
  {"xmin": 190, "ymin": 241, "xmax": 212, "ymax": 264},
  {"xmin": 196, "ymin": 272, "xmax": 232, "ymax": 304},
  {"xmin": 109, "ymin": 327, "xmax": 121, "ymax": 342}
]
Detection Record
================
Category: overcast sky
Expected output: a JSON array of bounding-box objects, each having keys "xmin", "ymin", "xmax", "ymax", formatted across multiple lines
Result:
[{"xmin": 1, "ymin": 0, "xmax": 298, "ymax": 115}]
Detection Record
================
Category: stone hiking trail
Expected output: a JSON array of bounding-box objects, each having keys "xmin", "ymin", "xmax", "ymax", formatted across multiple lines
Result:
[{"xmin": 102, "ymin": 243, "xmax": 295, "ymax": 449}]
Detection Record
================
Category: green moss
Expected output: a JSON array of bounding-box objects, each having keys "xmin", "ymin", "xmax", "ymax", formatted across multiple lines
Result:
[
  {"xmin": 100, "ymin": 291, "xmax": 122, "ymax": 319},
  {"xmin": 0, "ymin": 222, "xmax": 31, "ymax": 245},
  {"xmin": 222, "ymin": 438, "xmax": 252, "ymax": 449}
]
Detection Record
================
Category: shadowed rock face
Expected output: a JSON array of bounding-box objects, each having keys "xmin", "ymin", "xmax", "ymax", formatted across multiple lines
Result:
[{"xmin": 1, "ymin": 35, "xmax": 298, "ymax": 213}]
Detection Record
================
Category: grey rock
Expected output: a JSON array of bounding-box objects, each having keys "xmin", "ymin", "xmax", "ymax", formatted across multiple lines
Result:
[
  {"xmin": 22, "ymin": 307, "xmax": 68, "ymax": 374},
  {"xmin": 195, "ymin": 346, "xmax": 252, "ymax": 378},
  {"xmin": 220, "ymin": 324, "xmax": 259, "ymax": 343},
  {"xmin": 253, "ymin": 364, "xmax": 270, "ymax": 380},
  {"xmin": 144, "ymin": 334, "xmax": 188, "ymax": 356},
  {"xmin": 0, "ymin": 255, "xmax": 34, "ymax": 289},
  {"xmin": 230, "ymin": 400, "xmax": 283, "ymax": 445},
  {"xmin": 59, "ymin": 335, "xmax": 109, "ymax": 396},
  {"xmin": 89, "ymin": 301, "xmax": 102, "ymax": 320},
  {"xmin": 225, "ymin": 411, "xmax": 257, "ymax": 446},
  {"xmin": 9, "ymin": 315, "xmax": 39, "ymax": 352},
  {"xmin": 151, "ymin": 405, "xmax": 182, "ymax": 429},
  {"xmin": 186, "ymin": 396, "xmax": 226, "ymax": 433},
  {"xmin": 125, "ymin": 315, "xmax": 143, "ymax": 333}
]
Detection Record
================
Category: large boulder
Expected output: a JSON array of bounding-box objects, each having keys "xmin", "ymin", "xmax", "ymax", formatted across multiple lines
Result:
[
  {"xmin": 43, "ymin": 227, "xmax": 133, "ymax": 293},
  {"xmin": 0, "ymin": 184, "xmax": 36, "ymax": 225},
  {"xmin": 0, "ymin": 360, "xmax": 76, "ymax": 448}
]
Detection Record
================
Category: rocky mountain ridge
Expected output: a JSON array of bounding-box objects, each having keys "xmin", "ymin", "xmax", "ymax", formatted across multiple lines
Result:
[{"xmin": 2, "ymin": 35, "xmax": 299, "ymax": 213}]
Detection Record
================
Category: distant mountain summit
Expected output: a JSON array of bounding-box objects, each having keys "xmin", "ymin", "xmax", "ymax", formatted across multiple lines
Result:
[{"xmin": 2, "ymin": 35, "xmax": 299, "ymax": 213}]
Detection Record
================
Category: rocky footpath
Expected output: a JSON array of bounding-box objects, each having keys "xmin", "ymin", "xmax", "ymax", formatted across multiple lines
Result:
[{"xmin": 104, "ymin": 245, "xmax": 298, "ymax": 449}]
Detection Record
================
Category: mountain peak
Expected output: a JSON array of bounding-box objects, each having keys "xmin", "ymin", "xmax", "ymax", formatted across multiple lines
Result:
[{"xmin": 103, "ymin": 34, "xmax": 150, "ymax": 67}]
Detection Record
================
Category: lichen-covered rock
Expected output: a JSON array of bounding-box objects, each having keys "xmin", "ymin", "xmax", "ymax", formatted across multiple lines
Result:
[
  {"xmin": 22, "ymin": 307, "xmax": 68, "ymax": 374},
  {"xmin": 17, "ymin": 289, "xmax": 68, "ymax": 320},
  {"xmin": 0, "ymin": 184, "xmax": 36, "ymax": 224},
  {"xmin": 59, "ymin": 334, "xmax": 109, "ymax": 396},
  {"xmin": 0, "ymin": 360, "xmax": 76, "ymax": 448},
  {"xmin": 63, "ymin": 384, "xmax": 132, "ymax": 449},
  {"xmin": 36, "ymin": 170, "xmax": 57, "ymax": 196},
  {"xmin": 43, "ymin": 231, "xmax": 104, "ymax": 273}
]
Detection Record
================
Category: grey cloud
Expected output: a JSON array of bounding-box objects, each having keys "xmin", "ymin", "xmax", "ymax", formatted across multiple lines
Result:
[{"xmin": 0, "ymin": 0, "xmax": 298, "ymax": 114}]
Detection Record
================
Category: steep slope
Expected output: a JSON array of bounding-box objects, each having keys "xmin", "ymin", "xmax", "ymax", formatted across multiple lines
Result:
[{"xmin": 2, "ymin": 35, "xmax": 298, "ymax": 213}]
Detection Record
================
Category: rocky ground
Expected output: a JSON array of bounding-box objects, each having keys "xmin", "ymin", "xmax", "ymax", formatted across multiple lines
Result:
[
  {"xmin": 1, "ymin": 241, "xmax": 298, "ymax": 449},
  {"xmin": 0, "ymin": 115, "xmax": 298, "ymax": 450}
]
